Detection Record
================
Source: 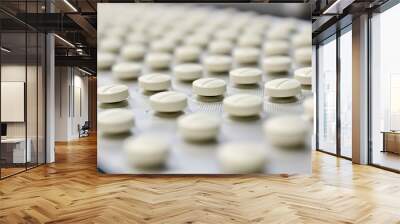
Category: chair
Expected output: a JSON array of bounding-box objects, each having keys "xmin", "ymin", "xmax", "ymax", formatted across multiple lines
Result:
[{"xmin": 79, "ymin": 121, "xmax": 90, "ymax": 138}]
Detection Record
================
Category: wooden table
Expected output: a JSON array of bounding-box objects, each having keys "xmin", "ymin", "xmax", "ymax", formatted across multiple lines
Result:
[{"xmin": 381, "ymin": 131, "xmax": 400, "ymax": 154}]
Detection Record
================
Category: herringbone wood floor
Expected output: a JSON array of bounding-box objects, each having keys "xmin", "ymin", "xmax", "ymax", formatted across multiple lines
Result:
[{"xmin": 1, "ymin": 135, "xmax": 400, "ymax": 224}]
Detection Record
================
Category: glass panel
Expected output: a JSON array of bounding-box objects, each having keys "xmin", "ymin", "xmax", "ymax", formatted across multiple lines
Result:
[
  {"xmin": 371, "ymin": 4, "xmax": 400, "ymax": 171},
  {"xmin": 0, "ymin": 1, "xmax": 46, "ymax": 178},
  {"xmin": 339, "ymin": 28, "xmax": 352, "ymax": 158},
  {"xmin": 38, "ymin": 32, "xmax": 45, "ymax": 165},
  {"xmin": 27, "ymin": 30, "xmax": 38, "ymax": 169},
  {"xmin": 317, "ymin": 36, "xmax": 337, "ymax": 154},
  {"xmin": 1, "ymin": 31, "xmax": 27, "ymax": 177}
]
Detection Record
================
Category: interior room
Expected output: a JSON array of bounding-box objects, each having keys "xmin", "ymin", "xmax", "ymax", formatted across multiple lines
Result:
[
  {"xmin": 313, "ymin": 0, "xmax": 400, "ymax": 172},
  {"xmin": 0, "ymin": 0, "xmax": 97, "ymax": 179},
  {"xmin": 0, "ymin": 14, "xmax": 46, "ymax": 178},
  {"xmin": 0, "ymin": 0, "xmax": 399, "ymax": 223},
  {"xmin": 370, "ymin": 3, "xmax": 400, "ymax": 171}
]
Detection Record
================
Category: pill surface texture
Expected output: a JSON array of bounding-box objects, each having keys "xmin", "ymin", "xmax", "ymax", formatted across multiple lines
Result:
[
  {"xmin": 175, "ymin": 46, "xmax": 201, "ymax": 62},
  {"xmin": 303, "ymin": 97, "xmax": 314, "ymax": 120},
  {"xmin": 124, "ymin": 134, "xmax": 169, "ymax": 168},
  {"xmin": 217, "ymin": 142, "xmax": 266, "ymax": 173},
  {"xmin": 230, "ymin": 67, "xmax": 262, "ymax": 85},
  {"xmin": 294, "ymin": 47, "xmax": 312, "ymax": 65},
  {"xmin": 139, "ymin": 73, "xmax": 171, "ymax": 91},
  {"xmin": 98, "ymin": 84, "xmax": 129, "ymax": 103},
  {"xmin": 146, "ymin": 52, "xmax": 172, "ymax": 70},
  {"xmin": 208, "ymin": 40, "xmax": 233, "ymax": 55},
  {"xmin": 121, "ymin": 44, "xmax": 146, "ymax": 61},
  {"xmin": 263, "ymin": 115, "xmax": 308, "ymax": 148},
  {"xmin": 174, "ymin": 64, "xmax": 203, "ymax": 81},
  {"xmin": 100, "ymin": 38, "xmax": 122, "ymax": 53},
  {"xmin": 223, "ymin": 94, "xmax": 263, "ymax": 117},
  {"xmin": 98, "ymin": 108, "xmax": 134, "ymax": 134},
  {"xmin": 204, "ymin": 55, "xmax": 232, "ymax": 73},
  {"xmin": 112, "ymin": 62, "xmax": 142, "ymax": 79},
  {"xmin": 265, "ymin": 78, "xmax": 301, "ymax": 98},
  {"xmin": 263, "ymin": 40, "xmax": 290, "ymax": 56},
  {"xmin": 150, "ymin": 91, "xmax": 187, "ymax": 112},
  {"xmin": 178, "ymin": 112, "xmax": 220, "ymax": 141},
  {"xmin": 262, "ymin": 56, "xmax": 291, "ymax": 73},
  {"xmin": 294, "ymin": 67, "xmax": 312, "ymax": 85},
  {"xmin": 192, "ymin": 78, "xmax": 226, "ymax": 96},
  {"xmin": 98, "ymin": 52, "xmax": 116, "ymax": 70},
  {"xmin": 233, "ymin": 47, "xmax": 260, "ymax": 64},
  {"xmin": 292, "ymin": 33, "xmax": 311, "ymax": 48}
]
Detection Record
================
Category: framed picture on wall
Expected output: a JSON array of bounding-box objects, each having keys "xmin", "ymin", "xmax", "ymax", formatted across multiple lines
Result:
[{"xmin": 1, "ymin": 81, "xmax": 25, "ymax": 122}]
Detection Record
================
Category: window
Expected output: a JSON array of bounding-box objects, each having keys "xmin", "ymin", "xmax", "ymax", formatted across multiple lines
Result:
[
  {"xmin": 317, "ymin": 35, "xmax": 337, "ymax": 154},
  {"xmin": 339, "ymin": 27, "xmax": 352, "ymax": 158},
  {"xmin": 370, "ymin": 2, "xmax": 400, "ymax": 171}
]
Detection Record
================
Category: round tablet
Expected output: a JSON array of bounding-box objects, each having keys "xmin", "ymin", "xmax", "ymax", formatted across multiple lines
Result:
[
  {"xmin": 292, "ymin": 33, "xmax": 311, "ymax": 48},
  {"xmin": 123, "ymin": 134, "xmax": 169, "ymax": 168},
  {"xmin": 121, "ymin": 44, "xmax": 146, "ymax": 61},
  {"xmin": 294, "ymin": 47, "xmax": 312, "ymax": 65},
  {"xmin": 303, "ymin": 97, "xmax": 314, "ymax": 119},
  {"xmin": 146, "ymin": 52, "xmax": 172, "ymax": 70},
  {"xmin": 184, "ymin": 34, "xmax": 209, "ymax": 48},
  {"xmin": 266, "ymin": 27, "xmax": 291, "ymax": 40},
  {"xmin": 175, "ymin": 45, "xmax": 201, "ymax": 62},
  {"xmin": 98, "ymin": 108, "xmax": 134, "ymax": 134},
  {"xmin": 233, "ymin": 47, "xmax": 260, "ymax": 64},
  {"xmin": 262, "ymin": 56, "xmax": 291, "ymax": 73},
  {"xmin": 112, "ymin": 62, "xmax": 142, "ymax": 79},
  {"xmin": 105, "ymin": 26, "xmax": 127, "ymax": 40},
  {"xmin": 150, "ymin": 39, "xmax": 175, "ymax": 53},
  {"xmin": 294, "ymin": 67, "xmax": 312, "ymax": 85},
  {"xmin": 263, "ymin": 115, "xmax": 308, "ymax": 148},
  {"xmin": 126, "ymin": 32, "xmax": 148, "ymax": 45},
  {"xmin": 279, "ymin": 19, "xmax": 297, "ymax": 33},
  {"xmin": 174, "ymin": 64, "xmax": 203, "ymax": 81},
  {"xmin": 229, "ymin": 67, "xmax": 262, "ymax": 85},
  {"xmin": 264, "ymin": 78, "xmax": 301, "ymax": 98},
  {"xmin": 204, "ymin": 55, "xmax": 232, "ymax": 73},
  {"xmin": 98, "ymin": 52, "xmax": 116, "ymax": 70},
  {"xmin": 147, "ymin": 26, "xmax": 165, "ymax": 40},
  {"xmin": 217, "ymin": 142, "xmax": 266, "ymax": 173},
  {"xmin": 192, "ymin": 77, "xmax": 226, "ymax": 96},
  {"xmin": 237, "ymin": 35, "xmax": 262, "ymax": 47},
  {"xmin": 139, "ymin": 73, "xmax": 171, "ymax": 91},
  {"xmin": 178, "ymin": 112, "xmax": 220, "ymax": 141},
  {"xmin": 164, "ymin": 30, "xmax": 185, "ymax": 44},
  {"xmin": 263, "ymin": 40, "xmax": 290, "ymax": 56},
  {"xmin": 223, "ymin": 94, "xmax": 263, "ymax": 117},
  {"xmin": 208, "ymin": 40, "xmax": 233, "ymax": 55},
  {"xmin": 100, "ymin": 38, "xmax": 122, "ymax": 53},
  {"xmin": 214, "ymin": 29, "xmax": 237, "ymax": 42},
  {"xmin": 149, "ymin": 91, "xmax": 187, "ymax": 112},
  {"xmin": 98, "ymin": 84, "xmax": 129, "ymax": 103}
]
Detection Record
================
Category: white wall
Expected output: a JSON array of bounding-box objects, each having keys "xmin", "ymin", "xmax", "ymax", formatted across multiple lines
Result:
[
  {"xmin": 54, "ymin": 67, "xmax": 89, "ymax": 141},
  {"xmin": 55, "ymin": 66, "xmax": 69, "ymax": 141}
]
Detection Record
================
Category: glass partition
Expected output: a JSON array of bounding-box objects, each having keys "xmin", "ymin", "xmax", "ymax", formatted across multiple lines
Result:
[
  {"xmin": 317, "ymin": 35, "xmax": 337, "ymax": 154},
  {"xmin": 37, "ymin": 32, "xmax": 45, "ymax": 165},
  {"xmin": 1, "ymin": 30, "xmax": 28, "ymax": 177},
  {"xmin": 27, "ymin": 30, "xmax": 38, "ymax": 169},
  {"xmin": 370, "ymin": 3, "xmax": 400, "ymax": 171},
  {"xmin": 339, "ymin": 27, "xmax": 352, "ymax": 158},
  {"xmin": 0, "ymin": 2, "xmax": 46, "ymax": 179}
]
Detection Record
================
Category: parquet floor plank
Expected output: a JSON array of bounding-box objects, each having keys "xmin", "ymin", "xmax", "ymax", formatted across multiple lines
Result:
[{"xmin": 0, "ymin": 135, "xmax": 399, "ymax": 223}]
